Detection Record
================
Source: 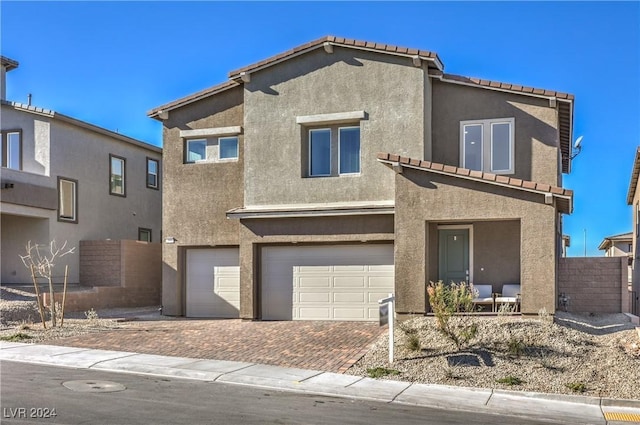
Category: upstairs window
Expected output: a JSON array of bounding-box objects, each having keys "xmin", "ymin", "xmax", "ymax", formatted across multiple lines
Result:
[
  {"xmin": 460, "ymin": 118, "xmax": 514, "ymax": 174},
  {"xmin": 185, "ymin": 136, "xmax": 239, "ymax": 163},
  {"xmin": 110, "ymin": 154, "xmax": 126, "ymax": 196},
  {"xmin": 147, "ymin": 158, "xmax": 159, "ymax": 189},
  {"xmin": 58, "ymin": 177, "xmax": 77, "ymax": 223},
  {"xmin": 307, "ymin": 126, "xmax": 360, "ymax": 177},
  {"xmin": 1, "ymin": 130, "xmax": 22, "ymax": 170},
  {"xmin": 138, "ymin": 227, "xmax": 152, "ymax": 242}
]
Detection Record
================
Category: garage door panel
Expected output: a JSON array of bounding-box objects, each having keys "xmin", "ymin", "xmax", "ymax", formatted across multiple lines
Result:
[
  {"xmin": 186, "ymin": 248, "xmax": 240, "ymax": 318},
  {"xmin": 299, "ymin": 292, "xmax": 331, "ymax": 303},
  {"xmin": 261, "ymin": 244, "xmax": 394, "ymax": 321},
  {"xmin": 298, "ymin": 276, "xmax": 331, "ymax": 288},
  {"xmin": 333, "ymin": 292, "xmax": 365, "ymax": 303},
  {"xmin": 333, "ymin": 277, "xmax": 366, "ymax": 288}
]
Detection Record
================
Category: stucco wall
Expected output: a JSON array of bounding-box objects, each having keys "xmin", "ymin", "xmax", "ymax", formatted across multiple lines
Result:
[
  {"xmin": 243, "ymin": 47, "xmax": 427, "ymax": 207},
  {"xmin": 0, "ymin": 214, "xmax": 51, "ymax": 283},
  {"xmin": 393, "ymin": 166, "xmax": 558, "ymax": 315},
  {"xmin": 557, "ymin": 257, "xmax": 628, "ymax": 313},
  {"xmin": 1, "ymin": 106, "xmax": 162, "ymax": 284},
  {"xmin": 431, "ymin": 80, "xmax": 560, "ymax": 186},
  {"xmin": 160, "ymin": 86, "xmax": 244, "ymax": 315}
]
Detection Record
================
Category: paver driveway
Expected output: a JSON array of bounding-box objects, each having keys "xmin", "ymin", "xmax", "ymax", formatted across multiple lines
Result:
[{"xmin": 47, "ymin": 319, "xmax": 385, "ymax": 373}]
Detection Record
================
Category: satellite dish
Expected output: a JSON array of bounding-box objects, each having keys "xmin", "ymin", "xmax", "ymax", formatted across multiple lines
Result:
[{"xmin": 574, "ymin": 136, "xmax": 583, "ymax": 149}]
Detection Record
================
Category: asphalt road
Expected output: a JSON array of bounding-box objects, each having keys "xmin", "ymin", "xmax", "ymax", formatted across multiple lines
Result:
[{"xmin": 1, "ymin": 361, "xmax": 561, "ymax": 425}]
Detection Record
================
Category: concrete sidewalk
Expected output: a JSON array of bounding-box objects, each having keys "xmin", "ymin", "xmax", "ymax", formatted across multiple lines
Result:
[{"xmin": 1, "ymin": 341, "xmax": 639, "ymax": 425}]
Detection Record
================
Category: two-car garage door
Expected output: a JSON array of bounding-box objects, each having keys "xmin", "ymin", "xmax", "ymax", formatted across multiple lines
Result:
[{"xmin": 261, "ymin": 244, "xmax": 394, "ymax": 321}]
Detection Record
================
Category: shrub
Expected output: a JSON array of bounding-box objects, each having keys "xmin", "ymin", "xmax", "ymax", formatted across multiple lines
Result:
[
  {"xmin": 367, "ymin": 367, "xmax": 400, "ymax": 378},
  {"xmin": 0, "ymin": 332, "xmax": 33, "ymax": 342},
  {"xmin": 405, "ymin": 334, "xmax": 421, "ymax": 352},
  {"xmin": 496, "ymin": 376, "xmax": 524, "ymax": 386},
  {"xmin": 84, "ymin": 308, "xmax": 100, "ymax": 325},
  {"xmin": 566, "ymin": 382, "xmax": 587, "ymax": 393},
  {"xmin": 507, "ymin": 338, "xmax": 526, "ymax": 357},
  {"xmin": 427, "ymin": 280, "xmax": 478, "ymax": 350}
]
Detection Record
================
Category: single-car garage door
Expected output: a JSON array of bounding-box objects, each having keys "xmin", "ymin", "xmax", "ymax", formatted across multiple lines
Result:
[
  {"xmin": 186, "ymin": 248, "xmax": 240, "ymax": 318},
  {"xmin": 261, "ymin": 244, "xmax": 394, "ymax": 321}
]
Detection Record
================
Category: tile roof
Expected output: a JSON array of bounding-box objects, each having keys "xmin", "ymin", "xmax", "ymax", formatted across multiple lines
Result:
[
  {"xmin": 428, "ymin": 70, "xmax": 574, "ymax": 100},
  {"xmin": 377, "ymin": 152, "xmax": 573, "ymax": 213},
  {"xmin": 627, "ymin": 147, "xmax": 640, "ymax": 205},
  {"xmin": 228, "ymin": 35, "xmax": 443, "ymax": 79},
  {"xmin": 3, "ymin": 100, "xmax": 161, "ymax": 153},
  {"xmin": 1, "ymin": 56, "xmax": 19, "ymax": 71},
  {"xmin": 147, "ymin": 80, "xmax": 240, "ymax": 119}
]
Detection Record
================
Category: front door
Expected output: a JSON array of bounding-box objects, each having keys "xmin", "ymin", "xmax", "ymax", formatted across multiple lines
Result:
[{"xmin": 438, "ymin": 229, "xmax": 470, "ymax": 285}]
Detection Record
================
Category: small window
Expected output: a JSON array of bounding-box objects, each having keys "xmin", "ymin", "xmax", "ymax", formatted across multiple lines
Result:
[
  {"xmin": 309, "ymin": 129, "xmax": 331, "ymax": 176},
  {"xmin": 58, "ymin": 177, "xmax": 77, "ymax": 223},
  {"xmin": 461, "ymin": 118, "xmax": 514, "ymax": 174},
  {"xmin": 1, "ymin": 130, "xmax": 22, "ymax": 170},
  {"xmin": 219, "ymin": 137, "xmax": 238, "ymax": 160},
  {"xmin": 138, "ymin": 227, "xmax": 152, "ymax": 242},
  {"xmin": 185, "ymin": 139, "xmax": 207, "ymax": 163},
  {"xmin": 339, "ymin": 127, "xmax": 360, "ymax": 174},
  {"xmin": 109, "ymin": 154, "xmax": 126, "ymax": 196},
  {"xmin": 147, "ymin": 158, "xmax": 159, "ymax": 189}
]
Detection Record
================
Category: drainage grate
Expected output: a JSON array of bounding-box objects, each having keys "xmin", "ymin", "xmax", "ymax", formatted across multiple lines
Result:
[
  {"xmin": 62, "ymin": 380, "xmax": 126, "ymax": 393},
  {"xmin": 603, "ymin": 412, "xmax": 640, "ymax": 422}
]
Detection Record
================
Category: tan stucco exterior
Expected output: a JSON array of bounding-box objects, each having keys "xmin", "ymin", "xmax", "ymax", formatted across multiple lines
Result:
[
  {"xmin": 1, "ymin": 104, "xmax": 162, "ymax": 285},
  {"xmin": 153, "ymin": 38, "xmax": 572, "ymax": 319}
]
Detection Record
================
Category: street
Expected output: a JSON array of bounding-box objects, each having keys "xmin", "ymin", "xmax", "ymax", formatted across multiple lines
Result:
[{"xmin": 0, "ymin": 361, "xmax": 561, "ymax": 425}]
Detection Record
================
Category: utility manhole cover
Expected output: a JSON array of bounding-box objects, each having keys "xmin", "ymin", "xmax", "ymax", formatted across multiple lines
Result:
[{"xmin": 62, "ymin": 380, "xmax": 126, "ymax": 393}]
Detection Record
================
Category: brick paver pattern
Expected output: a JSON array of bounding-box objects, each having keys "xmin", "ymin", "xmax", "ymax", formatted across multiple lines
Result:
[{"xmin": 46, "ymin": 320, "xmax": 385, "ymax": 373}]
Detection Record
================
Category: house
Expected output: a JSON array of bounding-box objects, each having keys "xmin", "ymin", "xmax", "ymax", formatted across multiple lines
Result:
[
  {"xmin": 598, "ymin": 232, "xmax": 633, "ymax": 258},
  {"xmin": 627, "ymin": 147, "xmax": 640, "ymax": 314},
  {"xmin": 1, "ymin": 56, "xmax": 162, "ymax": 288},
  {"xmin": 148, "ymin": 36, "xmax": 574, "ymax": 320}
]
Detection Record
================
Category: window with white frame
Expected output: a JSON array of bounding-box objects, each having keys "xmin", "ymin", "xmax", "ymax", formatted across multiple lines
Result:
[
  {"xmin": 110, "ymin": 154, "xmax": 126, "ymax": 196},
  {"xmin": 185, "ymin": 137, "xmax": 238, "ymax": 163},
  {"xmin": 147, "ymin": 158, "xmax": 159, "ymax": 189},
  {"xmin": 1, "ymin": 130, "xmax": 22, "ymax": 170},
  {"xmin": 307, "ymin": 126, "xmax": 360, "ymax": 177},
  {"xmin": 58, "ymin": 177, "xmax": 77, "ymax": 223},
  {"xmin": 460, "ymin": 118, "xmax": 514, "ymax": 174},
  {"xmin": 219, "ymin": 137, "xmax": 238, "ymax": 160}
]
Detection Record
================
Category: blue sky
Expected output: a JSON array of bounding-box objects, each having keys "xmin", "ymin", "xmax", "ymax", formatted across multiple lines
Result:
[{"xmin": 1, "ymin": 2, "xmax": 638, "ymax": 256}]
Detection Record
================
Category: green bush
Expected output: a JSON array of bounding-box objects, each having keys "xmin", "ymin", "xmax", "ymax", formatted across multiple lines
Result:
[
  {"xmin": 427, "ymin": 280, "xmax": 478, "ymax": 350},
  {"xmin": 566, "ymin": 382, "xmax": 587, "ymax": 393},
  {"xmin": 0, "ymin": 333, "xmax": 33, "ymax": 342},
  {"xmin": 496, "ymin": 376, "xmax": 524, "ymax": 386},
  {"xmin": 367, "ymin": 367, "xmax": 400, "ymax": 378}
]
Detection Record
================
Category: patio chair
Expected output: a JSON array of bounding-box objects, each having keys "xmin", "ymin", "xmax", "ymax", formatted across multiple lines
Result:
[
  {"xmin": 471, "ymin": 284, "xmax": 495, "ymax": 312},
  {"xmin": 494, "ymin": 284, "xmax": 521, "ymax": 312}
]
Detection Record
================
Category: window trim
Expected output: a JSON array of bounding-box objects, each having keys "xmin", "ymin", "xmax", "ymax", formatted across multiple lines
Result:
[
  {"xmin": 338, "ymin": 126, "xmax": 361, "ymax": 175},
  {"xmin": 218, "ymin": 136, "xmax": 239, "ymax": 161},
  {"xmin": 57, "ymin": 176, "xmax": 78, "ymax": 223},
  {"xmin": 1, "ymin": 129, "xmax": 23, "ymax": 170},
  {"xmin": 109, "ymin": 154, "xmax": 127, "ymax": 197},
  {"xmin": 308, "ymin": 128, "xmax": 332, "ymax": 177},
  {"xmin": 138, "ymin": 227, "xmax": 152, "ymax": 242},
  {"xmin": 460, "ymin": 118, "xmax": 515, "ymax": 175},
  {"xmin": 146, "ymin": 157, "xmax": 160, "ymax": 190}
]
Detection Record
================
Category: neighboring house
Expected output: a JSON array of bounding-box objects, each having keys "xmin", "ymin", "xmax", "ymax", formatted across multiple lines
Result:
[
  {"xmin": 562, "ymin": 234, "xmax": 571, "ymax": 257},
  {"xmin": 148, "ymin": 36, "xmax": 574, "ymax": 320},
  {"xmin": 598, "ymin": 232, "xmax": 633, "ymax": 258},
  {"xmin": 1, "ymin": 56, "xmax": 162, "ymax": 285},
  {"xmin": 627, "ymin": 147, "xmax": 640, "ymax": 314}
]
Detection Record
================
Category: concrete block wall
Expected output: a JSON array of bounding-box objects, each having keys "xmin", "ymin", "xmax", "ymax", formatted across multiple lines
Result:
[
  {"xmin": 558, "ymin": 257, "xmax": 628, "ymax": 314},
  {"xmin": 45, "ymin": 240, "xmax": 161, "ymax": 312}
]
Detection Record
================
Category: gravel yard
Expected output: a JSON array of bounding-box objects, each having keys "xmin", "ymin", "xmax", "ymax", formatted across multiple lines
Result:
[
  {"xmin": 347, "ymin": 312, "xmax": 640, "ymax": 400},
  {"xmin": 1, "ymin": 286, "xmax": 638, "ymax": 400}
]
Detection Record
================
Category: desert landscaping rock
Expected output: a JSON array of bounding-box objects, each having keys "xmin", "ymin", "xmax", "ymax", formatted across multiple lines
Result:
[{"xmin": 347, "ymin": 312, "xmax": 640, "ymax": 400}]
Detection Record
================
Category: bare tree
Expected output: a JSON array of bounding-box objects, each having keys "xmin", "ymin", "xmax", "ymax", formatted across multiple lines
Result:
[{"xmin": 20, "ymin": 240, "xmax": 75, "ymax": 327}]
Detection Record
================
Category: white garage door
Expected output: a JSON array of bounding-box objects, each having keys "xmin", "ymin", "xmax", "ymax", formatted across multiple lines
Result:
[
  {"xmin": 186, "ymin": 248, "xmax": 240, "ymax": 318},
  {"xmin": 261, "ymin": 244, "xmax": 394, "ymax": 321}
]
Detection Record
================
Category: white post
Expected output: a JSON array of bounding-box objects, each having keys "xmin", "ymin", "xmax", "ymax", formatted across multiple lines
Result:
[{"xmin": 388, "ymin": 292, "xmax": 394, "ymax": 363}]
